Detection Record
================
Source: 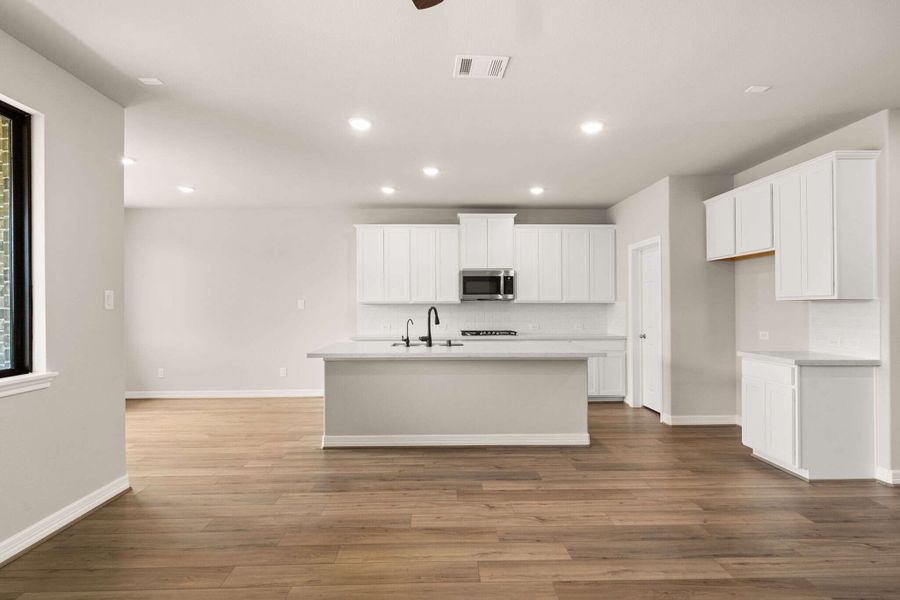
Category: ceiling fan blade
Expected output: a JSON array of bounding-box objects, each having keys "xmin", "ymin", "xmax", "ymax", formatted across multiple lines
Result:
[{"xmin": 412, "ymin": 0, "xmax": 444, "ymax": 9}]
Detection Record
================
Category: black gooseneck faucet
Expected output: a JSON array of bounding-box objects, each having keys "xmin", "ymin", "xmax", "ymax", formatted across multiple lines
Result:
[{"xmin": 419, "ymin": 306, "xmax": 440, "ymax": 347}]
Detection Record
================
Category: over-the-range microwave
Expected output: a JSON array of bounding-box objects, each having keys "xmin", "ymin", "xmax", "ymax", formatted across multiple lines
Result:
[{"xmin": 459, "ymin": 269, "xmax": 515, "ymax": 301}]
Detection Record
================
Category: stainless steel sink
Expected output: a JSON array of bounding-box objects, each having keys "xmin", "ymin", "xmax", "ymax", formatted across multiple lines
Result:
[{"xmin": 391, "ymin": 342, "xmax": 425, "ymax": 347}]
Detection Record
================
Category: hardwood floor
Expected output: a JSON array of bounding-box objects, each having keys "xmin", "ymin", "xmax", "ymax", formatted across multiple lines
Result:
[{"xmin": 2, "ymin": 398, "xmax": 899, "ymax": 598}]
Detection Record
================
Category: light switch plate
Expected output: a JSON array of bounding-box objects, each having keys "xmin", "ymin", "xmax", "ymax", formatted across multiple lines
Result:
[
  {"xmin": 156, "ymin": 368, "xmax": 165, "ymax": 378},
  {"xmin": 279, "ymin": 367, "xmax": 287, "ymax": 377},
  {"xmin": 297, "ymin": 299, "xmax": 305, "ymax": 310},
  {"xmin": 758, "ymin": 330, "xmax": 769, "ymax": 341},
  {"xmin": 104, "ymin": 290, "xmax": 115, "ymax": 310}
]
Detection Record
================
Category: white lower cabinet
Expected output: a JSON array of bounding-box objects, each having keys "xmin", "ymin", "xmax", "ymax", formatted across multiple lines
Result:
[
  {"xmin": 740, "ymin": 356, "xmax": 875, "ymax": 480},
  {"xmin": 588, "ymin": 352, "xmax": 626, "ymax": 398}
]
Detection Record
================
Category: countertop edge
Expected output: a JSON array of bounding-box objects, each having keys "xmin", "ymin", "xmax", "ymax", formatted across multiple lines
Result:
[{"xmin": 737, "ymin": 351, "xmax": 881, "ymax": 367}]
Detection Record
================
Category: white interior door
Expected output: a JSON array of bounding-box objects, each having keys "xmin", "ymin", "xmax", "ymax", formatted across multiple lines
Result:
[{"xmin": 637, "ymin": 243, "xmax": 662, "ymax": 413}]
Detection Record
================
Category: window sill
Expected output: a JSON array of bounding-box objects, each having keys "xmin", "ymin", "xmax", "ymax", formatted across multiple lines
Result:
[{"xmin": 0, "ymin": 371, "xmax": 59, "ymax": 399}]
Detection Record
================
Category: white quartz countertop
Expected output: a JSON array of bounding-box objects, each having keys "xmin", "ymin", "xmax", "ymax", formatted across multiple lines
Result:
[
  {"xmin": 352, "ymin": 333, "xmax": 626, "ymax": 341},
  {"xmin": 738, "ymin": 350, "xmax": 881, "ymax": 366},
  {"xmin": 309, "ymin": 340, "xmax": 611, "ymax": 360}
]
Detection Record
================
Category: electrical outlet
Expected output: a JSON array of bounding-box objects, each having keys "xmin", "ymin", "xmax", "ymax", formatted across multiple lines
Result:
[
  {"xmin": 104, "ymin": 290, "xmax": 115, "ymax": 310},
  {"xmin": 279, "ymin": 367, "xmax": 287, "ymax": 377},
  {"xmin": 296, "ymin": 299, "xmax": 305, "ymax": 310},
  {"xmin": 758, "ymin": 330, "xmax": 769, "ymax": 341},
  {"xmin": 156, "ymin": 368, "xmax": 165, "ymax": 378},
  {"xmin": 829, "ymin": 335, "xmax": 842, "ymax": 346}
]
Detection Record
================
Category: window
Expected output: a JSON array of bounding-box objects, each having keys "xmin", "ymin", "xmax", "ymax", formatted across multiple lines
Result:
[{"xmin": 0, "ymin": 99, "xmax": 32, "ymax": 377}]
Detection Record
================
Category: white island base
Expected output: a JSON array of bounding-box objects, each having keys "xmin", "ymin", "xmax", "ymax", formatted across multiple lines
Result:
[{"xmin": 320, "ymin": 359, "xmax": 588, "ymax": 447}]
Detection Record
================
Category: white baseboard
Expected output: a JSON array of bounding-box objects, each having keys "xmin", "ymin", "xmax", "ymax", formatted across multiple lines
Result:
[
  {"xmin": 322, "ymin": 433, "xmax": 590, "ymax": 448},
  {"xmin": 876, "ymin": 467, "xmax": 900, "ymax": 485},
  {"xmin": 661, "ymin": 413, "xmax": 740, "ymax": 426},
  {"xmin": 0, "ymin": 474, "xmax": 130, "ymax": 566},
  {"xmin": 125, "ymin": 389, "xmax": 324, "ymax": 399}
]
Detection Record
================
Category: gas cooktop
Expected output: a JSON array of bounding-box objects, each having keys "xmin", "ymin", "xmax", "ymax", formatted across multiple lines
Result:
[{"xmin": 460, "ymin": 330, "xmax": 518, "ymax": 336}]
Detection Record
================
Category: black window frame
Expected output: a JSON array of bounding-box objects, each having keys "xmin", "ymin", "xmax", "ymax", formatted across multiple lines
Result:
[{"xmin": 0, "ymin": 98, "xmax": 32, "ymax": 378}]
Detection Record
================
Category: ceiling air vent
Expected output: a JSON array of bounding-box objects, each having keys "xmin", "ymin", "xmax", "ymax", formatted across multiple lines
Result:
[{"xmin": 453, "ymin": 55, "xmax": 509, "ymax": 79}]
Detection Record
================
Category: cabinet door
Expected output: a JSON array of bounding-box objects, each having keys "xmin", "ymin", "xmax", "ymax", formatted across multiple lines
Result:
[
  {"xmin": 801, "ymin": 161, "xmax": 835, "ymax": 297},
  {"xmin": 705, "ymin": 196, "xmax": 735, "ymax": 260},
  {"xmin": 487, "ymin": 217, "xmax": 515, "ymax": 268},
  {"xmin": 765, "ymin": 382, "xmax": 796, "ymax": 467},
  {"xmin": 460, "ymin": 217, "xmax": 488, "ymax": 268},
  {"xmin": 597, "ymin": 353, "xmax": 626, "ymax": 396},
  {"xmin": 773, "ymin": 173, "xmax": 803, "ymax": 299},
  {"xmin": 436, "ymin": 227, "xmax": 460, "ymax": 302},
  {"xmin": 587, "ymin": 357, "xmax": 600, "ymax": 396},
  {"xmin": 741, "ymin": 376, "xmax": 766, "ymax": 450},
  {"xmin": 735, "ymin": 184, "xmax": 773, "ymax": 254},
  {"xmin": 410, "ymin": 228, "xmax": 436, "ymax": 302},
  {"xmin": 538, "ymin": 228, "xmax": 563, "ymax": 302},
  {"xmin": 589, "ymin": 228, "xmax": 616, "ymax": 302},
  {"xmin": 357, "ymin": 227, "xmax": 384, "ymax": 302},
  {"xmin": 383, "ymin": 228, "xmax": 410, "ymax": 302},
  {"xmin": 562, "ymin": 228, "xmax": 591, "ymax": 302},
  {"xmin": 514, "ymin": 228, "xmax": 540, "ymax": 302}
]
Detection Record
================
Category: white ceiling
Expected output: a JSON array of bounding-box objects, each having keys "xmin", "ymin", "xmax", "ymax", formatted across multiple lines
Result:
[{"xmin": 2, "ymin": 0, "xmax": 900, "ymax": 208}]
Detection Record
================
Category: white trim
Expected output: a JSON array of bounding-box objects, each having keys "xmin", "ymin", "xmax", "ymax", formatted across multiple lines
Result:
[
  {"xmin": 0, "ymin": 371, "xmax": 58, "ymax": 399},
  {"xmin": 322, "ymin": 433, "xmax": 590, "ymax": 448},
  {"xmin": 588, "ymin": 397, "xmax": 625, "ymax": 403},
  {"xmin": 126, "ymin": 389, "xmax": 323, "ymax": 399},
  {"xmin": 661, "ymin": 413, "xmax": 740, "ymax": 426},
  {"xmin": 876, "ymin": 467, "xmax": 900, "ymax": 485},
  {"xmin": 0, "ymin": 474, "xmax": 129, "ymax": 565}
]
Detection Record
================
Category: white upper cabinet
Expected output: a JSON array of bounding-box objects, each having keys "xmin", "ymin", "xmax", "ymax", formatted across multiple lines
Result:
[
  {"xmin": 410, "ymin": 228, "xmax": 436, "ymax": 303},
  {"xmin": 435, "ymin": 227, "xmax": 460, "ymax": 302},
  {"xmin": 563, "ymin": 228, "xmax": 591, "ymax": 302},
  {"xmin": 705, "ymin": 196, "xmax": 736, "ymax": 260},
  {"xmin": 735, "ymin": 183, "xmax": 773, "ymax": 255},
  {"xmin": 357, "ymin": 225, "xmax": 459, "ymax": 304},
  {"xmin": 459, "ymin": 214, "xmax": 516, "ymax": 269},
  {"xmin": 356, "ymin": 226, "xmax": 385, "ymax": 303},
  {"xmin": 773, "ymin": 151, "xmax": 878, "ymax": 300},
  {"xmin": 589, "ymin": 227, "xmax": 616, "ymax": 302},
  {"xmin": 705, "ymin": 183, "xmax": 773, "ymax": 261},
  {"xmin": 382, "ymin": 228, "xmax": 411, "ymax": 302},
  {"xmin": 515, "ymin": 225, "xmax": 615, "ymax": 304}
]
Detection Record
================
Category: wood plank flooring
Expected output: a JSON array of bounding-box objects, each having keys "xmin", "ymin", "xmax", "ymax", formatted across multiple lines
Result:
[{"xmin": 1, "ymin": 398, "xmax": 899, "ymax": 598}]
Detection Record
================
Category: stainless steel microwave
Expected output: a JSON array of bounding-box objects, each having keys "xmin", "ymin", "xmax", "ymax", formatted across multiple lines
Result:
[{"xmin": 459, "ymin": 269, "xmax": 515, "ymax": 301}]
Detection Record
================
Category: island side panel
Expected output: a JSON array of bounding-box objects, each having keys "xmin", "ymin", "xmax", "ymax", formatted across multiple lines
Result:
[{"xmin": 321, "ymin": 359, "xmax": 588, "ymax": 446}]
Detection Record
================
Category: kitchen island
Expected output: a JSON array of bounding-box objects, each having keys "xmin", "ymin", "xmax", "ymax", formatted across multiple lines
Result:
[{"xmin": 308, "ymin": 340, "xmax": 606, "ymax": 447}]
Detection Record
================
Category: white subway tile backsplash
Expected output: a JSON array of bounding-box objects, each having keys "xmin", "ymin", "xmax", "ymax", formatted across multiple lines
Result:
[
  {"xmin": 357, "ymin": 302, "xmax": 625, "ymax": 338},
  {"xmin": 808, "ymin": 300, "xmax": 880, "ymax": 359}
]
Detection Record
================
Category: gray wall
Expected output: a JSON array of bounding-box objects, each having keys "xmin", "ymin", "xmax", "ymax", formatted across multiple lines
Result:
[
  {"xmin": 124, "ymin": 207, "xmax": 607, "ymax": 394},
  {"xmin": 607, "ymin": 178, "xmax": 672, "ymax": 411},
  {"xmin": 608, "ymin": 176, "xmax": 736, "ymax": 419},
  {"xmin": 0, "ymin": 31, "xmax": 125, "ymax": 540},
  {"xmin": 668, "ymin": 175, "xmax": 735, "ymax": 418}
]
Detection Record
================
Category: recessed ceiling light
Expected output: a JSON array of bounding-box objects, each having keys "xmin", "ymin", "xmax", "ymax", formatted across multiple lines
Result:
[
  {"xmin": 381, "ymin": 186, "xmax": 396, "ymax": 195},
  {"xmin": 138, "ymin": 77, "xmax": 164, "ymax": 86},
  {"xmin": 530, "ymin": 186, "xmax": 545, "ymax": 196},
  {"xmin": 348, "ymin": 117, "xmax": 372, "ymax": 132},
  {"xmin": 422, "ymin": 166, "xmax": 440, "ymax": 177},
  {"xmin": 744, "ymin": 85, "xmax": 771, "ymax": 94},
  {"xmin": 580, "ymin": 120, "xmax": 605, "ymax": 135},
  {"xmin": 121, "ymin": 156, "xmax": 136, "ymax": 166},
  {"xmin": 177, "ymin": 185, "xmax": 195, "ymax": 194}
]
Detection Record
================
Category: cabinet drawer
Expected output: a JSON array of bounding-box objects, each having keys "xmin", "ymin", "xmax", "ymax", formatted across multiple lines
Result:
[{"xmin": 741, "ymin": 360, "xmax": 794, "ymax": 387}]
